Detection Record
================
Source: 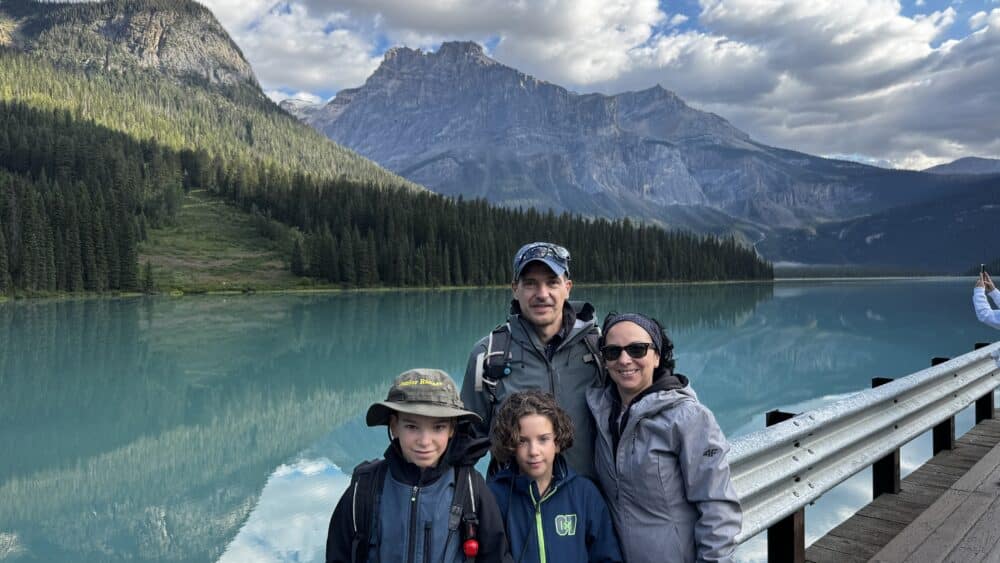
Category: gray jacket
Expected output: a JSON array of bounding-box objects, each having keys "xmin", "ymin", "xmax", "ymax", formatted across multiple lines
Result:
[
  {"xmin": 586, "ymin": 378, "xmax": 742, "ymax": 563},
  {"xmin": 461, "ymin": 301, "xmax": 603, "ymax": 479}
]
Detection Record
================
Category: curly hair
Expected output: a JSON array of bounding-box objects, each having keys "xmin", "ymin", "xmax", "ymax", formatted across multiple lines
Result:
[{"xmin": 490, "ymin": 390, "xmax": 574, "ymax": 466}]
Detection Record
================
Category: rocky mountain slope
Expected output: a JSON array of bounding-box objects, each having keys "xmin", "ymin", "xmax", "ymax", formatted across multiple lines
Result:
[
  {"xmin": 0, "ymin": 0, "xmax": 255, "ymax": 90},
  {"xmin": 758, "ymin": 174, "xmax": 1000, "ymax": 272},
  {"xmin": 0, "ymin": 0, "xmax": 420, "ymax": 190},
  {"xmin": 924, "ymin": 157, "xmax": 1000, "ymax": 176},
  {"xmin": 289, "ymin": 42, "xmax": 961, "ymax": 238}
]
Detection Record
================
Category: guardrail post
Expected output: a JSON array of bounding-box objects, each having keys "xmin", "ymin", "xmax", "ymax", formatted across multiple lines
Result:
[
  {"xmin": 871, "ymin": 377, "xmax": 901, "ymax": 497},
  {"xmin": 974, "ymin": 343, "xmax": 995, "ymax": 423},
  {"xmin": 765, "ymin": 409, "xmax": 804, "ymax": 563},
  {"xmin": 931, "ymin": 357, "xmax": 955, "ymax": 454}
]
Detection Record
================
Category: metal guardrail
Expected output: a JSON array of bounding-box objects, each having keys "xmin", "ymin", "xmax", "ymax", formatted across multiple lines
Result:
[{"xmin": 728, "ymin": 341, "xmax": 1000, "ymax": 545}]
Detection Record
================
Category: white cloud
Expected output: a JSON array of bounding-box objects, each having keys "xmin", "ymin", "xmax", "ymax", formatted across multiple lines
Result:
[
  {"xmin": 199, "ymin": 0, "xmax": 1000, "ymax": 168},
  {"xmin": 202, "ymin": 2, "xmax": 382, "ymax": 93},
  {"xmin": 669, "ymin": 14, "xmax": 690, "ymax": 27},
  {"xmin": 265, "ymin": 90, "xmax": 326, "ymax": 104},
  {"xmin": 219, "ymin": 457, "xmax": 349, "ymax": 563},
  {"xmin": 969, "ymin": 8, "xmax": 1000, "ymax": 30}
]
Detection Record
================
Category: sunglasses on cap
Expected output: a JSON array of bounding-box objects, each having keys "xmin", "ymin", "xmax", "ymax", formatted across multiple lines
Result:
[
  {"xmin": 600, "ymin": 342, "xmax": 653, "ymax": 361},
  {"xmin": 515, "ymin": 242, "xmax": 569, "ymax": 267}
]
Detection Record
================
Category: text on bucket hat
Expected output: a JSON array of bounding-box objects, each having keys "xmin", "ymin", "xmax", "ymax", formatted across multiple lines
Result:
[{"xmin": 366, "ymin": 368, "xmax": 482, "ymax": 427}]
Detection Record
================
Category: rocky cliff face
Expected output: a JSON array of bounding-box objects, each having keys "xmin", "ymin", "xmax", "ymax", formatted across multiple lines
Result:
[
  {"xmin": 298, "ymin": 41, "xmax": 957, "ymax": 236},
  {"xmin": 0, "ymin": 0, "xmax": 258, "ymax": 90}
]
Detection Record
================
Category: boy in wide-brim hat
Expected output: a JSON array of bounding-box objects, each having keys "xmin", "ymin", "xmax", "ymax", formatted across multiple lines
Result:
[{"xmin": 325, "ymin": 369, "xmax": 510, "ymax": 563}]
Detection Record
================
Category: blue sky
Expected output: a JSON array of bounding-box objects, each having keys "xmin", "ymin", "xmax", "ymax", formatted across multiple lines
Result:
[{"xmin": 201, "ymin": 0, "xmax": 1000, "ymax": 169}]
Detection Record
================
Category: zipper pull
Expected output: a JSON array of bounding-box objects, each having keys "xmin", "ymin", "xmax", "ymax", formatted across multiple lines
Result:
[{"xmin": 411, "ymin": 485, "xmax": 418, "ymax": 502}]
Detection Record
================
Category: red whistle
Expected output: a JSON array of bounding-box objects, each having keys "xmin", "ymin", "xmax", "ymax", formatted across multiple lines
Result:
[{"xmin": 463, "ymin": 539, "xmax": 479, "ymax": 558}]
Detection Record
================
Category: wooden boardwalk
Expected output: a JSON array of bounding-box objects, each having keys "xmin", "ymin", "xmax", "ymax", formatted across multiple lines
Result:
[{"xmin": 805, "ymin": 418, "xmax": 1000, "ymax": 562}]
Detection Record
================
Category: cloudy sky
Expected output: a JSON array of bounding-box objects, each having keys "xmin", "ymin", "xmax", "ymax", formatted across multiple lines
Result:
[{"xmin": 198, "ymin": 0, "xmax": 1000, "ymax": 169}]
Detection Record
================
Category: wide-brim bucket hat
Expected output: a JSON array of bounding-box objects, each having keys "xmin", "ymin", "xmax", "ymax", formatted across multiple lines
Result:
[{"xmin": 366, "ymin": 368, "xmax": 482, "ymax": 427}]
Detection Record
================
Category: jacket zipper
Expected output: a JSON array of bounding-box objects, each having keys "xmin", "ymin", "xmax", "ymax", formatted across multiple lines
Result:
[
  {"xmin": 423, "ymin": 522, "xmax": 432, "ymax": 563},
  {"xmin": 408, "ymin": 485, "xmax": 421, "ymax": 563},
  {"xmin": 531, "ymin": 485, "xmax": 558, "ymax": 563}
]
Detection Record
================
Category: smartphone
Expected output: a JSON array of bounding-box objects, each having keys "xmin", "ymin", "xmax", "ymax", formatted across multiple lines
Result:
[{"xmin": 983, "ymin": 264, "xmax": 988, "ymax": 275}]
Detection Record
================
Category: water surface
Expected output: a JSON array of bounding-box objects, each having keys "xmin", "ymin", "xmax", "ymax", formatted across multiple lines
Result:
[{"xmin": 0, "ymin": 279, "xmax": 995, "ymax": 561}]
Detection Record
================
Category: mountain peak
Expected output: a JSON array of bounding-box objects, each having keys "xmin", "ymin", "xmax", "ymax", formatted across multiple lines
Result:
[
  {"xmin": 0, "ymin": 0, "xmax": 259, "ymax": 91},
  {"xmin": 436, "ymin": 41, "xmax": 485, "ymax": 57},
  {"xmin": 381, "ymin": 40, "xmax": 494, "ymax": 69}
]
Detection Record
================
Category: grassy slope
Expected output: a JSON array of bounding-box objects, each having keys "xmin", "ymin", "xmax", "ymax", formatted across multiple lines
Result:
[{"xmin": 139, "ymin": 189, "xmax": 308, "ymax": 293}]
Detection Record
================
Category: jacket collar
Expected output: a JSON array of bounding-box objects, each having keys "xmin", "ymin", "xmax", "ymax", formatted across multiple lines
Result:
[
  {"xmin": 492, "ymin": 454, "xmax": 574, "ymax": 498},
  {"xmin": 385, "ymin": 439, "xmax": 452, "ymax": 486}
]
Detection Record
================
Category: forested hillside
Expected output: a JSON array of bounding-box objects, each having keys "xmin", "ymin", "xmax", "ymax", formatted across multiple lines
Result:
[{"xmin": 0, "ymin": 0, "xmax": 771, "ymax": 296}]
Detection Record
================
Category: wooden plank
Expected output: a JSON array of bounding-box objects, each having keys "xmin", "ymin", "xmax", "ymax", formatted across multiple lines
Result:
[
  {"xmin": 871, "ymin": 437, "xmax": 1000, "ymax": 562},
  {"xmin": 869, "ymin": 489, "xmax": 981, "ymax": 562},
  {"xmin": 914, "ymin": 461, "xmax": 970, "ymax": 477},
  {"xmin": 947, "ymin": 494, "xmax": 1000, "ymax": 561},
  {"xmin": 902, "ymin": 469, "xmax": 958, "ymax": 490},
  {"xmin": 856, "ymin": 499, "xmax": 925, "ymax": 524},
  {"xmin": 891, "ymin": 491, "xmax": 995, "ymax": 562},
  {"xmin": 803, "ymin": 420, "xmax": 1000, "ymax": 561},
  {"xmin": 895, "ymin": 484, "xmax": 950, "ymax": 506},
  {"xmin": 804, "ymin": 543, "xmax": 867, "ymax": 563},
  {"xmin": 807, "ymin": 532, "xmax": 882, "ymax": 558},
  {"xmin": 963, "ymin": 425, "xmax": 1000, "ymax": 439},
  {"xmin": 949, "ymin": 441, "xmax": 1000, "ymax": 492},
  {"xmin": 823, "ymin": 513, "xmax": 904, "ymax": 538}
]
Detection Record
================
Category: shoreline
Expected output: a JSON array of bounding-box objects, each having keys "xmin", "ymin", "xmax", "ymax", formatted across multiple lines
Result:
[{"xmin": 0, "ymin": 274, "xmax": 976, "ymax": 303}]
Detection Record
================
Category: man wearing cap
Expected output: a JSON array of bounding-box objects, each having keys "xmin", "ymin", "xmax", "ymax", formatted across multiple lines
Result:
[
  {"xmin": 326, "ymin": 368, "xmax": 510, "ymax": 563},
  {"xmin": 460, "ymin": 242, "xmax": 604, "ymax": 479}
]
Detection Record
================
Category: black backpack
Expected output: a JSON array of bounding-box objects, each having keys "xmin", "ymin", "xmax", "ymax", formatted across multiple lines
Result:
[
  {"xmin": 475, "ymin": 321, "xmax": 607, "ymax": 411},
  {"xmin": 346, "ymin": 459, "xmax": 482, "ymax": 563}
]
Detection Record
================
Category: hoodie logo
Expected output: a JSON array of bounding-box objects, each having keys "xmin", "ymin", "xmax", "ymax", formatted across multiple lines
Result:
[
  {"xmin": 555, "ymin": 514, "xmax": 578, "ymax": 536},
  {"xmin": 703, "ymin": 447, "xmax": 721, "ymax": 458}
]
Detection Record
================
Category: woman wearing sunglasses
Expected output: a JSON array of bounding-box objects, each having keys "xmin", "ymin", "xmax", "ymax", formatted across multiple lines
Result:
[{"xmin": 586, "ymin": 312, "xmax": 741, "ymax": 563}]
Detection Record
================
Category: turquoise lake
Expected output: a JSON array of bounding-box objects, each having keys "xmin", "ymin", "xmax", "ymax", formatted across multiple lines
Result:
[{"xmin": 1, "ymin": 279, "xmax": 997, "ymax": 562}]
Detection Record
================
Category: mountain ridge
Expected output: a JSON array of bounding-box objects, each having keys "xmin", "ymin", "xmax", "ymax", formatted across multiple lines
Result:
[
  {"xmin": 924, "ymin": 156, "xmax": 1000, "ymax": 175},
  {"xmin": 294, "ymin": 41, "xmax": 956, "ymax": 235}
]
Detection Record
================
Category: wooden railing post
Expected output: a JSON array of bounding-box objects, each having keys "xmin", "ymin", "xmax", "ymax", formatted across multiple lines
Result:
[
  {"xmin": 974, "ymin": 343, "xmax": 995, "ymax": 423},
  {"xmin": 871, "ymin": 377, "xmax": 901, "ymax": 497},
  {"xmin": 766, "ymin": 409, "xmax": 804, "ymax": 563},
  {"xmin": 931, "ymin": 357, "xmax": 955, "ymax": 454}
]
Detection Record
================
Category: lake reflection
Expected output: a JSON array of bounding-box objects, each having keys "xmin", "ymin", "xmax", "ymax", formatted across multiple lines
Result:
[{"xmin": 0, "ymin": 280, "xmax": 995, "ymax": 562}]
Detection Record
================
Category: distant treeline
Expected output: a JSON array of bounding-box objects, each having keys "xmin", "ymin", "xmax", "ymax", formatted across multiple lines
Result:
[
  {"xmin": 0, "ymin": 49, "xmax": 771, "ymax": 295},
  {"xmin": 0, "ymin": 100, "xmax": 183, "ymax": 293},
  {"xmin": 222, "ymin": 165, "xmax": 773, "ymax": 286}
]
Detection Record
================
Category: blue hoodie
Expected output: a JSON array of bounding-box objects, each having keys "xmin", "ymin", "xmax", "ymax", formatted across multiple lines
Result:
[{"xmin": 488, "ymin": 455, "xmax": 622, "ymax": 563}]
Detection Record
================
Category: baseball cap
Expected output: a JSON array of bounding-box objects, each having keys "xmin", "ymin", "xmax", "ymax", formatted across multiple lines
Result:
[{"xmin": 512, "ymin": 242, "xmax": 570, "ymax": 281}]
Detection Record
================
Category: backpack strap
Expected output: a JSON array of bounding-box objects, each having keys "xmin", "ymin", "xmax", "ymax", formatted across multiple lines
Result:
[
  {"xmin": 349, "ymin": 459, "xmax": 388, "ymax": 563},
  {"xmin": 582, "ymin": 328, "xmax": 608, "ymax": 386},
  {"xmin": 475, "ymin": 322, "xmax": 513, "ymax": 401},
  {"xmin": 449, "ymin": 465, "xmax": 481, "ymax": 562}
]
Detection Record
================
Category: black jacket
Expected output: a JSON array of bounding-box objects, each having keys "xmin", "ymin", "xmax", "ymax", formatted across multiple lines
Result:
[{"xmin": 326, "ymin": 435, "xmax": 511, "ymax": 563}]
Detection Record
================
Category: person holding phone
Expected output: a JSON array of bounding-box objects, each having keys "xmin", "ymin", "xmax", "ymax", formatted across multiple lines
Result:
[{"xmin": 974, "ymin": 268, "xmax": 1000, "ymax": 329}]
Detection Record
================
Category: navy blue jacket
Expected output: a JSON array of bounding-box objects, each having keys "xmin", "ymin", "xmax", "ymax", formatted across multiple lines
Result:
[
  {"xmin": 326, "ymin": 438, "xmax": 510, "ymax": 563},
  {"xmin": 488, "ymin": 456, "xmax": 622, "ymax": 563}
]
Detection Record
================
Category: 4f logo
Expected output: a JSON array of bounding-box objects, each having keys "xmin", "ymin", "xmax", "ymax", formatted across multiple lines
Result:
[{"xmin": 554, "ymin": 514, "xmax": 578, "ymax": 536}]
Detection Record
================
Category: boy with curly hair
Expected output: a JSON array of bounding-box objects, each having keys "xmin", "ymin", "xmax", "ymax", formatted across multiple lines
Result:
[{"xmin": 488, "ymin": 390, "xmax": 622, "ymax": 563}]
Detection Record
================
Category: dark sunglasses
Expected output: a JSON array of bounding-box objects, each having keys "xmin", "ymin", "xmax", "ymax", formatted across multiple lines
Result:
[{"xmin": 600, "ymin": 342, "xmax": 652, "ymax": 361}]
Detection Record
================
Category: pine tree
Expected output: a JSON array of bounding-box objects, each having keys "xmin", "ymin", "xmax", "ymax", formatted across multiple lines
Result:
[
  {"xmin": 141, "ymin": 260, "xmax": 154, "ymax": 293},
  {"xmin": 290, "ymin": 237, "xmax": 305, "ymax": 276},
  {"xmin": 0, "ymin": 226, "xmax": 10, "ymax": 294}
]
